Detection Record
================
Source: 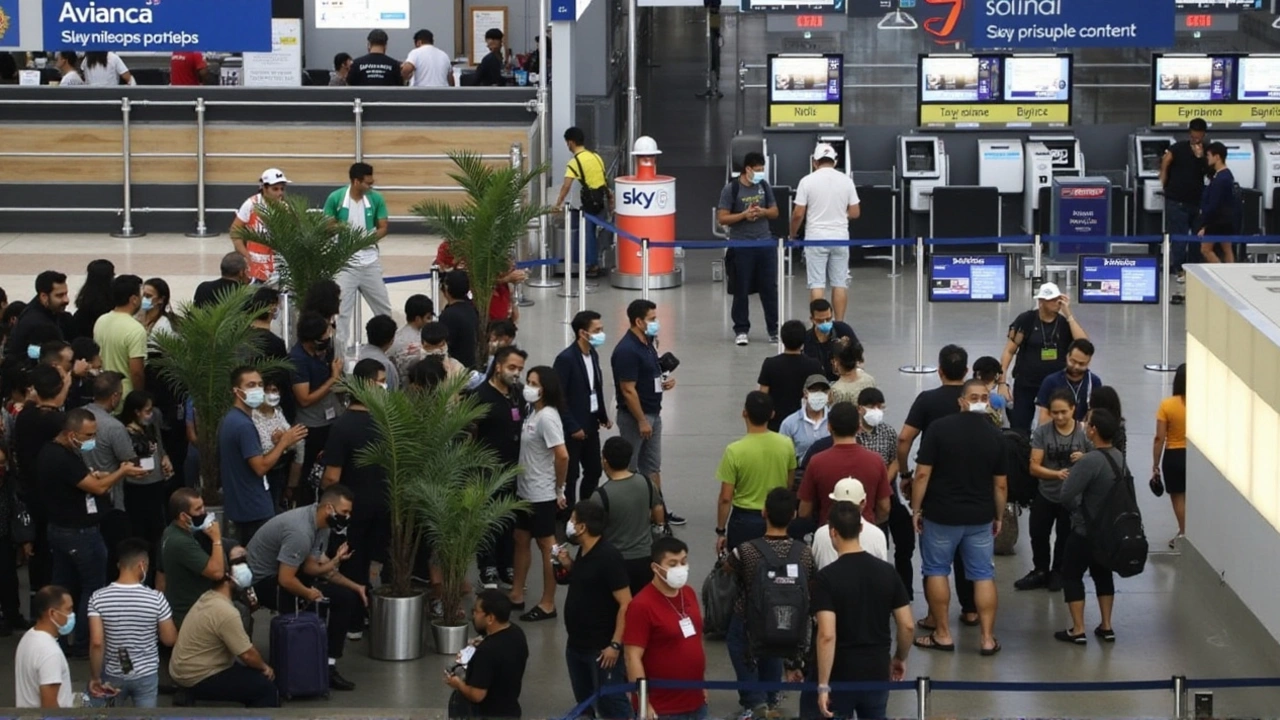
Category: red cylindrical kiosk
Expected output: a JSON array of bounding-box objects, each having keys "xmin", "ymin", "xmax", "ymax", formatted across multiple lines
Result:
[{"xmin": 611, "ymin": 136, "xmax": 683, "ymax": 289}]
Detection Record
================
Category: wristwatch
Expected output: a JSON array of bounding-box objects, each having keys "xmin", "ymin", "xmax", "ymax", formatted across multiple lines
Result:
[
  {"xmin": 714, "ymin": 528, "xmax": 726, "ymax": 537},
  {"xmin": 609, "ymin": 641, "xmax": 623, "ymax": 651}
]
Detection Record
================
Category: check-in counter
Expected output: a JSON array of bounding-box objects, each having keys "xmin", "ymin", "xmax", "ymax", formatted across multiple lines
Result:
[{"xmin": 0, "ymin": 86, "xmax": 538, "ymax": 234}]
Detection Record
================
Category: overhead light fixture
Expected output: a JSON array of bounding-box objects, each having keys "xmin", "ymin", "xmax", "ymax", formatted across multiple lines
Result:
[{"xmin": 878, "ymin": 9, "xmax": 917, "ymax": 28}]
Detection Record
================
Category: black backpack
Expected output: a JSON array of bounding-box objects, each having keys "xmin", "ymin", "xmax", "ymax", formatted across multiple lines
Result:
[
  {"xmin": 1083, "ymin": 450, "xmax": 1149, "ymax": 578},
  {"xmin": 1003, "ymin": 429, "xmax": 1036, "ymax": 507},
  {"xmin": 745, "ymin": 538, "xmax": 809, "ymax": 658},
  {"xmin": 595, "ymin": 475, "xmax": 671, "ymax": 539},
  {"xmin": 573, "ymin": 152, "xmax": 609, "ymax": 216}
]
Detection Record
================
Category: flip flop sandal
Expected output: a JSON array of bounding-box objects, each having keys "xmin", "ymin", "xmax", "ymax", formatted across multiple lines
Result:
[
  {"xmin": 915, "ymin": 619, "xmax": 937, "ymax": 632},
  {"xmin": 913, "ymin": 633, "xmax": 955, "ymax": 652},
  {"xmin": 980, "ymin": 639, "xmax": 1003, "ymax": 656},
  {"xmin": 1094, "ymin": 626, "xmax": 1116, "ymax": 642},
  {"xmin": 1054, "ymin": 629, "xmax": 1087, "ymax": 645},
  {"xmin": 519, "ymin": 606, "xmax": 558, "ymax": 622},
  {"xmin": 960, "ymin": 615, "xmax": 981, "ymax": 627}
]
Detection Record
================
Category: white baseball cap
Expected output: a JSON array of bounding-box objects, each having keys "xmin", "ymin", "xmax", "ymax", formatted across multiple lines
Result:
[
  {"xmin": 813, "ymin": 143, "xmax": 838, "ymax": 162},
  {"xmin": 1035, "ymin": 282, "xmax": 1063, "ymax": 301},
  {"xmin": 828, "ymin": 477, "xmax": 867, "ymax": 505},
  {"xmin": 260, "ymin": 168, "xmax": 290, "ymax": 185}
]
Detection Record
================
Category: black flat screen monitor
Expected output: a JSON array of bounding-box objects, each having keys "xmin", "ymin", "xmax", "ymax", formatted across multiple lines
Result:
[{"xmin": 928, "ymin": 254, "xmax": 1010, "ymax": 302}]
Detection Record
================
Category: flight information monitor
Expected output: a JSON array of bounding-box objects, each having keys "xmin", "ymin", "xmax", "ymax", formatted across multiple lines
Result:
[
  {"xmin": 920, "ymin": 55, "xmax": 1002, "ymax": 104},
  {"xmin": 928, "ymin": 254, "xmax": 1010, "ymax": 302},
  {"xmin": 1237, "ymin": 57, "xmax": 1280, "ymax": 101},
  {"xmin": 767, "ymin": 54, "xmax": 843, "ymax": 127},
  {"xmin": 1004, "ymin": 56, "xmax": 1071, "ymax": 102},
  {"xmin": 1078, "ymin": 255, "xmax": 1161, "ymax": 304},
  {"xmin": 1154, "ymin": 55, "xmax": 1236, "ymax": 103}
]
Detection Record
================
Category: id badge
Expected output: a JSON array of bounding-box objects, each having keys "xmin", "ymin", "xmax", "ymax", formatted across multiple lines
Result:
[
  {"xmin": 679, "ymin": 616, "xmax": 696, "ymax": 638},
  {"xmin": 590, "ymin": 395, "xmax": 599, "ymax": 413},
  {"xmin": 1040, "ymin": 347, "xmax": 1058, "ymax": 361},
  {"xmin": 654, "ymin": 377, "xmax": 664, "ymax": 394},
  {"xmin": 85, "ymin": 494, "xmax": 98, "ymax": 514},
  {"xmin": 325, "ymin": 406, "xmax": 337, "ymax": 421},
  {"xmin": 263, "ymin": 476, "xmax": 270, "ymax": 491},
  {"xmin": 139, "ymin": 457, "xmax": 156, "ymax": 472},
  {"xmin": 511, "ymin": 407, "xmax": 522, "ymax": 422}
]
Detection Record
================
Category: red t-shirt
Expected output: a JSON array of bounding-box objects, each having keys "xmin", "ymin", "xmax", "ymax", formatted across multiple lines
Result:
[
  {"xmin": 434, "ymin": 242, "xmax": 513, "ymax": 320},
  {"xmin": 799, "ymin": 443, "xmax": 891, "ymax": 526},
  {"xmin": 622, "ymin": 584, "xmax": 706, "ymax": 716},
  {"xmin": 169, "ymin": 52, "xmax": 207, "ymax": 86}
]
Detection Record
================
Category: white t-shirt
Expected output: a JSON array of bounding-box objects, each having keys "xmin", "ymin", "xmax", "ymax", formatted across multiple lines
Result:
[
  {"xmin": 14, "ymin": 629, "xmax": 74, "ymax": 708},
  {"xmin": 811, "ymin": 521, "xmax": 888, "ymax": 569},
  {"xmin": 582, "ymin": 352, "xmax": 598, "ymax": 413},
  {"xmin": 82, "ymin": 53, "xmax": 130, "ymax": 86},
  {"xmin": 518, "ymin": 406, "xmax": 566, "ymax": 502},
  {"xmin": 406, "ymin": 44, "xmax": 452, "ymax": 87},
  {"xmin": 340, "ymin": 190, "xmax": 378, "ymax": 266},
  {"xmin": 794, "ymin": 167, "xmax": 861, "ymax": 240},
  {"xmin": 59, "ymin": 71, "xmax": 85, "ymax": 87}
]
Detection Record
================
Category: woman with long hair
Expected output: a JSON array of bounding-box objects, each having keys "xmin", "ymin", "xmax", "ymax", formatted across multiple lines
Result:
[
  {"xmin": 81, "ymin": 51, "xmax": 134, "ymax": 86},
  {"xmin": 829, "ymin": 338, "xmax": 876, "ymax": 408},
  {"xmin": 139, "ymin": 278, "xmax": 178, "ymax": 336},
  {"xmin": 1153, "ymin": 364, "xmax": 1188, "ymax": 548},
  {"xmin": 119, "ymin": 390, "xmax": 172, "ymax": 557},
  {"xmin": 139, "ymin": 277, "xmax": 187, "ymax": 490},
  {"xmin": 72, "ymin": 259, "xmax": 115, "ymax": 340},
  {"xmin": 510, "ymin": 365, "xmax": 568, "ymax": 622}
]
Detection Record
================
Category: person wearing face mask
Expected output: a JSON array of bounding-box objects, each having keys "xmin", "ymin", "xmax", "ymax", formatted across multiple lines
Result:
[
  {"xmin": 623, "ymin": 537, "xmax": 706, "ymax": 720},
  {"xmin": 803, "ymin": 299, "xmax": 858, "ymax": 382},
  {"xmin": 84, "ymin": 372, "xmax": 141, "ymax": 527},
  {"xmin": 251, "ymin": 381, "xmax": 304, "ymax": 511},
  {"xmin": 219, "ymin": 367, "xmax": 306, "ymax": 546},
  {"xmin": 1035, "ymin": 339, "xmax": 1102, "ymax": 426},
  {"xmin": 717, "ymin": 151, "xmax": 780, "ymax": 347},
  {"xmin": 757, "ymin": 320, "xmax": 824, "ymax": 432},
  {"xmin": 443, "ymin": 589, "xmax": 529, "ymax": 718},
  {"xmin": 554, "ymin": 501, "xmax": 633, "ymax": 720},
  {"xmin": 779, "ymin": 374, "xmax": 832, "ymax": 469},
  {"xmin": 798, "ymin": 402, "xmax": 890, "ymax": 529},
  {"xmin": 910, "ymin": 379, "xmax": 1008, "ymax": 656},
  {"xmin": 612, "ymin": 299, "xmax": 682, "ymax": 525},
  {"xmin": 86, "ymin": 539, "xmax": 178, "ymax": 707},
  {"xmin": 246, "ymin": 484, "xmax": 365, "ymax": 691},
  {"xmin": 93, "ymin": 274, "xmax": 148, "ymax": 398},
  {"xmin": 554, "ymin": 311, "xmax": 613, "ymax": 517},
  {"xmin": 417, "ymin": 321, "xmax": 477, "ymax": 387},
  {"xmin": 828, "ymin": 339, "xmax": 875, "ymax": 409},
  {"xmin": 39, "ymin": 408, "xmax": 145, "ymax": 655},
  {"xmin": 12, "ymin": 365, "xmax": 71, "ymax": 609},
  {"xmin": 245, "ymin": 286, "xmax": 290, "ymax": 422},
  {"xmin": 511, "ymin": 366, "xmax": 569, "ymax": 622},
  {"xmin": 357, "ymin": 315, "xmax": 400, "ymax": 391},
  {"xmin": 14, "ymin": 585, "xmax": 77, "ymax": 708},
  {"xmin": 288, "ymin": 312, "xmax": 344, "ymax": 499},
  {"xmin": 848, "ymin": 388, "xmax": 911, "ymax": 594},
  {"xmin": 481, "ymin": 319, "xmax": 519, "ymax": 377},
  {"xmin": 159, "ymin": 488, "xmax": 225, "ymax": 628},
  {"xmin": 471, "ymin": 346, "xmax": 529, "ymax": 590},
  {"xmin": 5, "ymin": 270, "xmax": 70, "ymax": 367},
  {"xmin": 389, "ymin": 294, "xmax": 435, "ymax": 378}
]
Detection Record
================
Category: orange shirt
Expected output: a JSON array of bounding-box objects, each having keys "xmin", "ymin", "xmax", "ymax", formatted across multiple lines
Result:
[{"xmin": 1157, "ymin": 396, "xmax": 1186, "ymax": 449}]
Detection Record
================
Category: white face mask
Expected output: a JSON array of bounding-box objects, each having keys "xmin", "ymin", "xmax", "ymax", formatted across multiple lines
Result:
[
  {"xmin": 426, "ymin": 346, "xmax": 448, "ymax": 357},
  {"xmin": 231, "ymin": 563, "xmax": 254, "ymax": 589},
  {"xmin": 807, "ymin": 392, "xmax": 828, "ymax": 411},
  {"xmin": 662, "ymin": 564, "xmax": 690, "ymax": 590},
  {"xmin": 265, "ymin": 392, "xmax": 281, "ymax": 408},
  {"xmin": 565, "ymin": 519, "xmax": 578, "ymax": 538},
  {"xmin": 968, "ymin": 402, "xmax": 989, "ymax": 414},
  {"xmin": 863, "ymin": 408, "xmax": 885, "ymax": 427},
  {"xmin": 522, "ymin": 385, "xmax": 542, "ymax": 404}
]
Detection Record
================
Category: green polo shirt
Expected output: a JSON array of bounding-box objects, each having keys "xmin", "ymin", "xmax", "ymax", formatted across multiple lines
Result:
[{"xmin": 322, "ymin": 186, "xmax": 389, "ymax": 230}]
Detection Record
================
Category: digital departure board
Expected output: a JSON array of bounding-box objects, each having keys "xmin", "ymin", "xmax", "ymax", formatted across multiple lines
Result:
[
  {"xmin": 928, "ymin": 254, "xmax": 1010, "ymax": 303},
  {"xmin": 919, "ymin": 53, "xmax": 1071, "ymax": 129},
  {"xmin": 768, "ymin": 54, "xmax": 844, "ymax": 127},
  {"xmin": 1153, "ymin": 53, "xmax": 1280, "ymax": 129}
]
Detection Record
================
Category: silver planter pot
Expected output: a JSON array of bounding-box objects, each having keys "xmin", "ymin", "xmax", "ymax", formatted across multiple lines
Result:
[
  {"xmin": 369, "ymin": 591, "xmax": 427, "ymax": 661},
  {"xmin": 431, "ymin": 621, "xmax": 470, "ymax": 656}
]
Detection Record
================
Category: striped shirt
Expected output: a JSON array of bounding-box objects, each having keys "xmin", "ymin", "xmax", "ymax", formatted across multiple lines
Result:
[{"xmin": 87, "ymin": 582, "xmax": 173, "ymax": 677}]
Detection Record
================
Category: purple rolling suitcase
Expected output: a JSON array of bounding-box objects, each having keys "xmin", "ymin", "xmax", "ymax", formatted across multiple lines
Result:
[{"xmin": 269, "ymin": 604, "xmax": 330, "ymax": 701}]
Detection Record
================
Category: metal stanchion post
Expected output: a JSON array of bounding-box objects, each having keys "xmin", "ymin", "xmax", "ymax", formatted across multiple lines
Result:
[
  {"xmin": 899, "ymin": 238, "xmax": 935, "ymax": 374},
  {"xmin": 695, "ymin": 8, "xmax": 722, "ymax": 99},
  {"xmin": 558, "ymin": 207, "xmax": 579, "ymax": 300},
  {"xmin": 578, "ymin": 215, "xmax": 588, "ymax": 312},
  {"xmin": 915, "ymin": 677, "xmax": 931, "ymax": 720},
  {"xmin": 353, "ymin": 98, "xmax": 364, "ymax": 162},
  {"xmin": 1146, "ymin": 234, "xmax": 1177, "ymax": 372},
  {"xmin": 1032, "ymin": 233, "xmax": 1043, "ymax": 288},
  {"xmin": 526, "ymin": 144, "xmax": 560, "ymax": 290},
  {"xmin": 776, "ymin": 237, "xmax": 785, "ymax": 351},
  {"xmin": 185, "ymin": 97, "xmax": 217, "ymax": 238},
  {"xmin": 280, "ymin": 291, "xmax": 293, "ymax": 345},
  {"xmin": 429, "ymin": 265, "xmax": 441, "ymax": 313},
  {"xmin": 112, "ymin": 97, "xmax": 144, "ymax": 238},
  {"xmin": 638, "ymin": 679, "xmax": 649, "ymax": 719},
  {"xmin": 641, "ymin": 238, "xmax": 651, "ymax": 300},
  {"xmin": 1173, "ymin": 675, "xmax": 1187, "ymax": 720},
  {"xmin": 349, "ymin": 300, "xmax": 363, "ymax": 357}
]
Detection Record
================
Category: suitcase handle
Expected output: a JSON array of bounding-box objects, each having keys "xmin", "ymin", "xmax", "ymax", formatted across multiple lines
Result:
[{"xmin": 275, "ymin": 586, "xmax": 331, "ymax": 623}]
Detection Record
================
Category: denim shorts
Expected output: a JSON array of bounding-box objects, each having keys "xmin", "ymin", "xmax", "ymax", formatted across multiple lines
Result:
[
  {"xmin": 920, "ymin": 519, "xmax": 995, "ymax": 581},
  {"xmin": 804, "ymin": 246, "xmax": 850, "ymax": 290}
]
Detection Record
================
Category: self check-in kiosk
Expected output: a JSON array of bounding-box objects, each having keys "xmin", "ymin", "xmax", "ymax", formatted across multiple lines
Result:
[
  {"xmin": 1024, "ymin": 135, "xmax": 1085, "ymax": 232},
  {"xmin": 816, "ymin": 135, "xmax": 852, "ymax": 176},
  {"xmin": 899, "ymin": 136, "xmax": 947, "ymax": 214},
  {"xmin": 1219, "ymin": 138, "xmax": 1257, "ymax": 190},
  {"xmin": 978, "ymin": 139, "xmax": 1025, "ymax": 194},
  {"xmin": 1129, "ymin": 134, "xmax": 1174, "ymax": 214},
  {"xmin": 1258, "ymin": 137, "xmax": 1280, "ymax": 217}
]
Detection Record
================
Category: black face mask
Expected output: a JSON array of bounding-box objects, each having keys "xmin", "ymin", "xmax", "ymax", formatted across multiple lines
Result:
[
  {"xmin": 187, "ymin": 512, "xmax": 208, "ymax": 531},
  {"xmin": 314, "ymin": 338, "xmax": 332, "ymax": 352},
  {"xmin": 328, "ymin": 510, "xmax": 350, "ymax": 534}
]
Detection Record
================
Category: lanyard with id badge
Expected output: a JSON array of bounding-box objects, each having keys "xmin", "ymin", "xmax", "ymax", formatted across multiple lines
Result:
[{"xmin": 665, "ymin": 590, "xmax": 697, "ymax": 639}]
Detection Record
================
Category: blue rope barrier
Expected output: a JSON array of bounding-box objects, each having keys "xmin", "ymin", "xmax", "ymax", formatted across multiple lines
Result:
[
  {"xmin": 384, "ymin": 272, "xmax": 436, "ymax": 284},
  {"xmin": 930, "ymin": 679, "xmax": 1172, "ymax": 693},
  {"xmin": 516, "ymin": 258, "xmax": 564, "ymax": 269},
  {"xmin": 1185, "ymin": 677, "xmax": 1280, "ymax": 690},
  {"xmin": 583, "ymin": 212, "xmax": 642, "ymax": 245}
]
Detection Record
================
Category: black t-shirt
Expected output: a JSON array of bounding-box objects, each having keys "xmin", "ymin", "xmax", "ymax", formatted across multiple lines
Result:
[
  {"xmin": 802, "ymin": 322, "xmax": 858, "ymax": 382},
  {"xmin": 349, "ymin": 52, "xmax": 403, "ymax": 86},
  {"xmin": 466, "ymin": 623, "xmax": 529, "ymax": 719},
  {"xmin": 440, "ymin": 301, "xmax": 479, "ymax": 370},
  {"xmin": 38, "ymin": 442, "xmax": 101, "ymax": 528},
  {"xmin": 810, "ymin": 552, "xmax": 909, "ymax": 681},
  {"xmin": 476, "ymin": 51, "xmax": 504, "ymax": 86},
  {"xmin": 1164, "ymin": 140, "xmax": 1210, "ymax": 206},
  {"xmin": 13, "ymin": 404, "xmax": 66, "ymax": 499},
  {"xmin": 193, "ymin": 278, "xmax": 241, "ymax": 308},
  {"xmin": 757, "ymin": 353, "xmax": 824, "ymax": 432},
  {"xmin": 323, "ymin": 410, "xmax": 386, "ymax": 507},
  {"xmin": 917, "ymin": 412, "xmax": 1007, "ymax": 526},
  {"xmin": 471, "ymin": 381, "xmax": 524, "ymax": 466},
  {"xmin": 903, "ymin": 384, "xmax": 962, "ymax": 436},
  {"xmin": 564, "ymin": 540, "xmax": 629, "ymax": 651},
  {"xmin": 1008, "ymin": 310, "xmax": 1072, "ymax": 389}
]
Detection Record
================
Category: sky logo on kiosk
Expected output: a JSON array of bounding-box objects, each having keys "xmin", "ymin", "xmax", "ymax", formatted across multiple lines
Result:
[{"xmin": 622, "ymin": 189, "xmax": 656, "ymax": 209}]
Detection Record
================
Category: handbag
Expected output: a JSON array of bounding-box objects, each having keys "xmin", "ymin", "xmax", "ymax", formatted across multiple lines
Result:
[{"xmin": 1149, "ymin": 471, "xmax": 1165, "ymax": 498}]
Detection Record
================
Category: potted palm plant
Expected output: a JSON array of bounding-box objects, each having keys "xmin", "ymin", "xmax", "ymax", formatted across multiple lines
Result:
[
  {"xmin": 347, "ymin": 372, "xmax": 524, "ymax": 658},
  {"xmin": 412, "ymin": 150, "xmax": 550, "ymax": 364},
  {"xmin": 150, "ymin": 286, "xmax": 292, "ymax": 503}
]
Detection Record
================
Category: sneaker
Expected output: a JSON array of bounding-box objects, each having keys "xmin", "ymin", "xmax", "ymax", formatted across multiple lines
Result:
[
  {"xmin": 1013, "ymin": 569, "xmax": 1047, "ymax": 591},
  {"xmin": 1094, "ymin": 626, "xmax": 1116, "ymax": 642},
  {"xmin": 666, "ymin": 512, "xmax": 687, "ymax": 526},
  {"xmin": 735, "ymin": 334, "xmax": 749, "ymax": 346},
  {"xmin": 1177, "ymin": 271, "xmax": 1186, "ymax": 284},
  {"xmin": 346, "ymin": 630, "xmax": 363, "ymax": 641},
  {"xmin": 480, "ymin": 566, "xmax": 500, "ymax": 589},
  {"xmin": 501, "ymin": 567, "xmax": 516, "ymax": 590},
  {"xmin": 1054, "ymin": 629, "xmax": 1087, "ymax": 645},
  {"xmin": 329, "ymin": 666, "xmax": 357, "ymax": 691},
  {"xmin": 768, "ymin": 334, "xmax": 779, "ymax": 344},
  {"xmin": 1045, "ymin": 571, "xmax": 1064, "ymax": 592}
]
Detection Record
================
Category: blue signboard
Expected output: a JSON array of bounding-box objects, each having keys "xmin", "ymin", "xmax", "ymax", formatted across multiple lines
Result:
[
  {"xmin": 45, "ymin": 0, "xmax": 271, "ymax": 52},
  {"xmin": 551, "ymin": 0, "xmax": 575, "ymax": 20},
  {"xmin": 970, "ymin": 0, "xmax": 1174, "ymax": 50},
  {"xmin": 0, "ymin": 0, "xmax": 21, "ymax": 49},
  {"xmin": 928, "ymin": 254, "xmax": 1010, "ymax": 302},
  {"xmin": 1078, "ymin": 255, "xmax": 1160, "ymax": 304},
  {"xmin": 1050, "ymin": 176, "xmax": 1110, "ymax": 254}
]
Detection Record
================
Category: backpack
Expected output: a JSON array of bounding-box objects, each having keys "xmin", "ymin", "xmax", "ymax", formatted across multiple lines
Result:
[
  {"xmin": 1083, "ymin": 450, "xmax": 1149, "ymax": 578},
  {"xmin": 597, "ymin": 475, "xmax": 671, "ymax": 539},
  {"xmin": 573, "ymin": 152, "xmax": 609, "ymax": 216},
  {"xmin": 745, "ymin": 538, "xmax": 809, "ymax": 658},
  {"xmin": 700, "ymin": 557, "xmax": 738, "ymax": 640},
  {"xmin": 1003, "ymin": 429, "xmax": 1036, "ymax": 508}
]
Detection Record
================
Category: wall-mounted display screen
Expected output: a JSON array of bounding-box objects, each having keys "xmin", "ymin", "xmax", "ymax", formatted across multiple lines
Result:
[
  {"xmin": 1004, "ymin": 56, "xmax": 1071, "ymax": 102},
  {"xmin": 768, "ymin": 54, "xmax": 843, "ymax": 127},
  {"xmin": 928, "ymin": 254, "xmax": 1010, "ymax": 302},
  {"xmin": 1174, "ymin": 0, "xmax": 1260, "ymax": 9},
  {"xmin": 1238, "ymin": 57, "xmax": 1280, "ymax": 101},
  {"xmin": 742, "ymin": 0, "xmax": 846, "ymax": 13},
  {"xmin": 920, "ymin": 56, "xmax": 1001, "ymax": 103},
  {"xmin": 1078, "ymin": 255, "xmax": 1161, "ymax": 304},
  {"xmin": 315, "ymin": 0, "xmax": 410, "ymax": 29},
  {"xmin": 1154, "ymin": 55, "xmax": 1236, "ymax": 103}
]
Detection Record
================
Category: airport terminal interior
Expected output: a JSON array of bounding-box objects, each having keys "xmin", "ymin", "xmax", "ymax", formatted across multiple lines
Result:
[{"xmin": 4, "ymin": 1, "xmax": 1280, "ymax": 717}]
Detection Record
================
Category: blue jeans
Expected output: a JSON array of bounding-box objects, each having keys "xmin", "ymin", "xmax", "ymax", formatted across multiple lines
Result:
[
  {"xmin": 658, "ymin": 705, "xmax": 708, "ymax": 720},
  {"xmin": 1165, "ymin": 199, "xmax": 1200, "ymax": 271},
  {"xmin": 89, "ymin": 672, "xmax": 158, "ymax": 708},
  {"xmin": 565, "ymin": 645, "xmax": 633, "ymax": 719},
  {"xmin": 830, "ymin": 689, "xmax": 890, "ymax": 719},
  {"xmin": 730, "ymin": 246, "xmax": 779, "ymax": 336},
  {"xmin": 726, "ymin": 614, "xmax": 782, "ymax": 709},
  {"xmin": 726, "ymin": 508, "xmax": 766, "ymax": 554},
  {"xmin": 47, "ymin": 524, "xmax": 107, "ymax": 648},
  {"xmin": 919, "ymin": 519, "xmax": 995, "ymax": 581}
]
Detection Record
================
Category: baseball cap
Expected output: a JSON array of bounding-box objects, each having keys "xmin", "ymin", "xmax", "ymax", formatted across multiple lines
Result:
[
  {"xmin": 1035, "ymin": 282, "xmax": 1063, "ymax": 301},
  {"xmin": 804, "ymin": 374, "xmax": 831, "ymax": 391},
  {"xmin": 260, "ymin": 168, "xmax": 290, "ymax": 185},
  {"xmin": 813, "ymin": 143, "xmax": 838, "ymax": 162},
  {"xmin": 828, "ymin": 477, "xmax": 866, "ymax": 505}
]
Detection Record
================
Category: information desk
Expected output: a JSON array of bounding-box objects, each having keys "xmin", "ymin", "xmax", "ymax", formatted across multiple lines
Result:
[
  {"xmin": 928, "ymin": 253, "xmax": 1010, "ymax": 302},
  {"xmin": 1078, "ymin": 254, "xmax": 1161, "ymax": 304}
]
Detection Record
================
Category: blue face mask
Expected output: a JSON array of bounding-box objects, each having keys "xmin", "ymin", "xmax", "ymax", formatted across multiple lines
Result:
[
  {"xmin": 78, "ymin": 438, "xmax": 97, "ymax": 454},
  {"xmin": 26, "ymin": 344, "xmax": 39, "ymax": 360},
  {"xmin": 588, "ymin": 332, "xmax": 607, "ymax": 347},
  {"xmin": 55, "ymin": 610, "xmax": 75, "ymax": 637},
  {"xmin": 816, "ymin": 321, "xmax": 834, "ymax": 334},
  {"xmin": 140, "ymin": 297, "xmax": 153, "ymax": 312},
  {"xmin": 645, "ymin": 320, "xmax": 660, "ymax": 337},
  {"xmin": 750, "ymin": 170, "xmax": 764, "ymax": 185}
]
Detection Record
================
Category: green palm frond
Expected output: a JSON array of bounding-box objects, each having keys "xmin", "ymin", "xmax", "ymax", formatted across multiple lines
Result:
[
  {"xmin": 232, "ymin": 194, "xmax": 382, "ymax": 302},
  {"xmin": 411, "ymin": 150, "xmax": 550, "ymax": 362},
  {"xmin": 150, "ymin": 285, "xmax": 293, "ymax": 502}
]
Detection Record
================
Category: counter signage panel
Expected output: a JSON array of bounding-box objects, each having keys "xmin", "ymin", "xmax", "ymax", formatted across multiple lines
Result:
[
  {"xmin": 1152, "ymin": 53, "xmax": 1280, "ymax": 128},
  {"xmin": 43, "ymin": 0, "xmax": 272, "ymax": 52},
  {"xmin": 1078, "ymin": 255, "xmax": 1160, "ymax": 304},
  {"xmin": 928, "ymin": 254, "xmax": 1010, "ymax": 303},
  {"xmin": 918, "ymin": 53, "xmax": 1071, "ymax": 129},
  {"xmin": 767, "ymin": 54, "xmax": 843, "ymax": 128}
]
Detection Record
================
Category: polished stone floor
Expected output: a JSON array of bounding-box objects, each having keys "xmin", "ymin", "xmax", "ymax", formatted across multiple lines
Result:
[{"xmin": 1, "ymin": 230, "xmax": 1279, "ymax": 717}]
